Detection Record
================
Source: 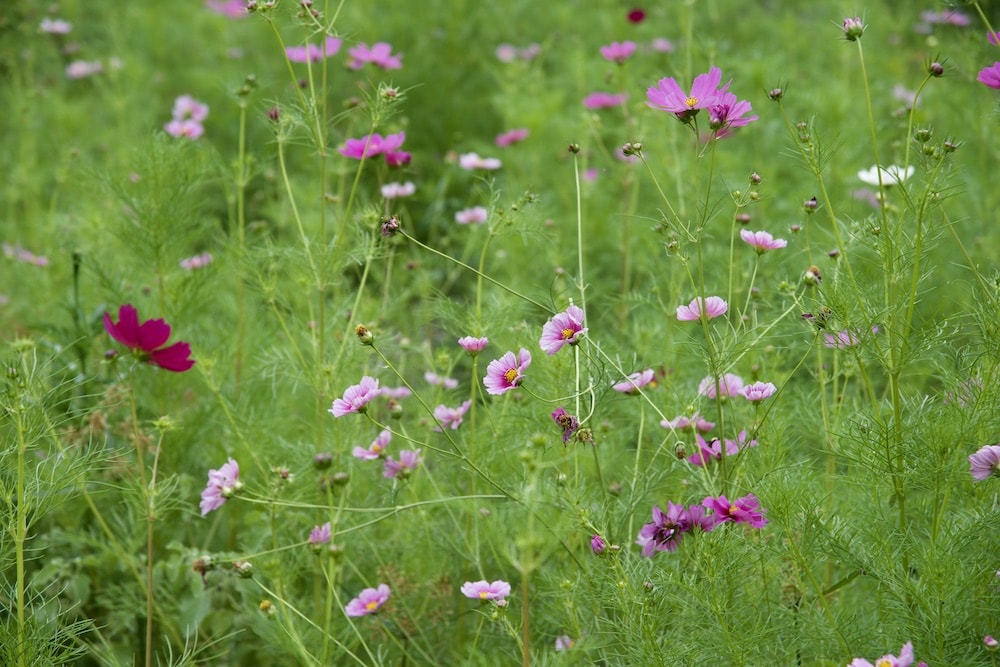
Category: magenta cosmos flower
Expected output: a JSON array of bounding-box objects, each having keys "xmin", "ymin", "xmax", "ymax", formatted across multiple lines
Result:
[
  {"xmin": 646, "ymin": 66, "xmax": 729, "ymax": 121},
  {"xmin": 434, "ymin": 400, "xmax": 471, "ymax": 431},
  {"xmin": 460, "ymin": 579, "xmax": 511, "ymax": 602},
  {"xmin": 848, "ymin": 641, "xmax": 915, "ymax": 667},
  {"xmin": 676, "ymin": 296, "xmax": 728, "ymax": 321},
  {"xmin": 329, "ymin": 376, "xmax": 380, "ymax": 417},
  {"xmin": 600, "ymin": 40, "xmax": 636, "ymax": 64},
  {"xmin": 977, "ymin": 62, "xmax": 1000, "ymax": 89},
  {"xmin": 707, "ymin": 91, "xmax": 758, "ymax": 130},
  {"xmin": 384, "ymin": 449, "xmax": 422, "ymax": 478},
  {"xmin": 688, "ymin": 430, "xmax": 757, "ymax": 466},
  {"xmin": 339, "ymin": 131, "xmax": 408, "ymax": 164},
  {"xmin": 483, "ymin": 348, "xmax": 531, "ymax": 394},
  {"xmin": 458, "ymin": 336, "xmax": 488, "ymax": 354},
  {"xmin": 308, "ymin": 522, "xmax": 332, "ymax": 545},
  {"xmin": 698, "ymin": 373, "xmax": 744, "ymax": 398},
  {"xmin": 540, "ymin": 304, "xmax": 587, "ymax": 354},
  {"xmin": 346, "ymin": 42, "xmax": 402, "ymax": 70},
  {"xmin": 738, "ymin": 381, "xmax": 777, "ymax": 403},
  {"xmin": 104, "ymin": 304, "xmax": 195, "ymax": 372},
  {"xmin": 969, "ymin": 444, "xmax": 1000, "ymax": 481},
  {"xmin": 345, "ymin": 584, "xmax": 391, "ymax": 617},
  {"xmin": 353, "ymin": 429, "xmax": 391, "ymax": 460},
  {"xmin": 495, "ymin": 128, "xmax": 529, "ymax": 147},
  {"xmin": 286, "ymin": 36, "xmax": 341, "ymax": 63},
  {"xmin": 636, "ymin": 502, "xmax": 691, "ymax": 556},
  {"xmin": 583, "ymin": 92, "xmax": 629, "ymax": 109},
  {"xmin": 199, "ymin": 457, "xmax": 240, "ymax": 516},
  {"xmin": 702, "ymin": 493, "xmax": 768, "ymax": 529},
  {"xmin": 612, "ymin": 368, "xmax": 655, "ymax": 394},
  {"xmin": 551, "ymin": 406, "xmax": 580, "ymax": 443},
  {"xmin": 740, "ymin": 229, "xmax": 787, "ymax": 253}
]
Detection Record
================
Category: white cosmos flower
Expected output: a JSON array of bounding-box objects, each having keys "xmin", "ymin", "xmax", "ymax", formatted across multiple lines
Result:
[{"xmin": 857, "ymin": 164, "xmax": 914, "ymax": 186}]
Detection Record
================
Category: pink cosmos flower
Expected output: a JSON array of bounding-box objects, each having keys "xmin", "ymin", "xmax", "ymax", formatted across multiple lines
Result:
[
  {"xmin": 969, "ymin": 444, "xmax": 1000, "ymax": 481},
  {"xmin": 381, "ymin": 181, "xmax": 416, "ymax": 199},
  {"xmin": 495, "ymin": 44, "xmax": 518, "ymax": 63},
  {"xmin": 687, "ymin": 430, "xmax": 757, "ymax": 466},
  {"xmin": 308, "ymin": 522, "xmax": 332, "ymax": 545},
  {"xmin": 458, "ymin": 152, "xmax": 502, "ymax": 170},
  {"xmin": 676, "ymin": 296, "xmax": 728, "ymax": 321},
  {"xmin": 823, "ymin": 326, "xmax": 879, "ymax": 349},
  {"xmin": 40, "ymin": 17, "xmax": 72, "ymax": 34},
  {"xmin": 646, "ymin": 66, "xmax": 729, "ymax": 121},
  {"xmin": 179, "ymin": 252, "xmax": 214, "ymax": 270},
  {"xmin": 612, "ymin": 369, "xmax": 655, "ymax": 394},
  {"xmin": 555, "ymin": 635, "xmax": 574, "ymax": 651},
  {"xmin": 600, "ymin": 40, "xmax": 636, "ymax": 64},
  {"xmin": 650, "ymin": 38, "xmax": 675, "ymax": 53},
  {"xmin": 977, "ymin": 62, "xmax": 1000, "ymax": 89},
  {"xmin": 104, "ymin": 304, "xmax": 195, "ymax": 372},
  {"xmin": 551, "ymin": 407, "xmax": 580, "ymax": 443},
  {"xmin": 340, "ymin": 131, "xmax": 406, "ymax": 161},
  {"xmin": 458, "ymin": 336, "xmax": 488, "ymax": 354},
  {"xmin": 707, "ymin": 91, "xmax": 758, "ymax": 130},
  {"xmin": 384, "ymin": 449, "xmax": 422, "ymax": 478},
  {"xmin": 990, "ymin": 32, "xmax": 1000, "ymax": 46},
  {"xmin": 205, "ymin": 0, "xmax": 247, "ymax": 17},
  {"xmin": 738, "ymin": 381, "xmax": 777, "ymax": 403},
  {"xmin": 434, "ymin": 400, "xmax": 471, "ymax": 431},
  {"xmin": 842, "ymin": 16, "xmax": 865, "ymax": 40},
  {"xmin": 848, "ymin": 641, "xmax": 915, "ymax": 667},
  {"xmin": 345, "ymin": 584, "xmax": 391, "ymax": 617},
  {"xmin": 495, "ymin": 128, "xmax": 529, "ymax": 147},
  {"xmin": 425, "ymin": 372, "xmax": 458, "ymax": 390},
  {"xmin": 3, "ymin": 243, "xmax": 49, "ymax": 267},
  {"xmin": 920, "ymin": 10, "xmax": 970, "ymax": 26},
  {"xmin": 590, "ymin": 534, "xmax": 607, "ymax": 555},
  {"xmin": 165, "ymin": 119, "xmax": 204, "ymax": 139},
  {"xmin": 353, "ymin": 429, "xmax": 391, "ymax": 460},
  {"xmin": 199, "ymin": 457, "xmax": 240, "ymax": 516},
  {"xmin": 329, "ymin": 376, "xmax": 380, "ymax": 417},
  {"xmin": 172, "ymin": 95, "xmax": 209, "ymax": 122},
  {"xmin": 346, "ymin": 42, "xmax": 402, "ymax": 70},
  {"xmin": 460, "ymin": 579, "xmax": 511, "ymax": 602},
  {"xmin": 740, "ymin": 229, "xmax": 787, "ymax": 253},
  {"xmin": 702, "ymin": 493, "xmax": 768, "ymax": 529},
  {"xmin": 660, "ymin": 411, "xmax": 715, "ymax": 433},
  {"xmin": 483, "ymin": 348, "xmax": 531, "ymax": 395},
  {"xmin": 455, "ymin": 206, "xmax": 489, "ymax": 224},
  {"xmin": 636, "ymin": 502, "xmax": 691, "ymax": 556},
  {"xmin": 697, "ymin": 373, "xmax": 744, "ymax": 399},
  {"xmin": 583, "ymin": 92, "xmax": 629, "ymax": 109},
  {"xmin": 66, "ymin": 60, "xmax": 103, "ymax": 79},
  {"xmin": 540, "ymin": 305, "xmax": 587, "ymax": 354},
  {"xmin": 286, "ymin": 36, "xmax": 341, "ymax": 63}
]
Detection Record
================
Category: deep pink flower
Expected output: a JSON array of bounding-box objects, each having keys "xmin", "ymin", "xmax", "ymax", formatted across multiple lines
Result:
[
  {"xmin": 977, "ymin": 62, "xmax": 1000, "ymax": 89},
  {"xmin": 646, "ymin": 66, "xmax": 729, "ymax": 121},
  {"xmin": 345, "ymin": 584, "xmax": 390, "ymax": 617},
  {"xmin": 461, "ymin": 579, "xmax": 511, "ymax": 602},
  {"xmin": 308, "ymin": 522, "xmax": 332, "ymax": 545},
  {"xmin": 495, "ymin": 128, "xmax": 529, "ymax": 147},
  {"xmin": 740, "ymin": 229, "xmax": 787, "ymax": 253},
  {"xmin": 339, "ymin": 131, "xmax": 406, "ymax": 161},
  {"xmin": 286, "ymin": 36, "xmax": 341, "ymax": 63},
  {"xmin": 990, "ymin": 32, "xmax": 1000, "ymax": 46},
  {"xmin": 352, "ymin": 429, "xmax": 391, "ymax": 460},
  {"xmin": 600, "ymin": 41, "xmax": 636, "ymax": 64},
  {"xmin": 205, "ymin": 0, "xmax": 247, "ymax": 18},
  {"xmin": 540, "ymin": 305, "xmax": 587, "ymax": 354},
  {"xmin": 329, "ymin": 376, "xmax": 380, "ymax": 417},
  {"xmin": 738, "ymin": 381, "xmax": 777, "ymax": 403},
  {"xmin": 612, "ymin": 368, "xmax": 655, "ymax": 394},
  {"xmin": 552, "ymin": 407, "xmax": 580, "ymax": 444},
  {"xmin": 590, "ymin": 534, "xmax": 607, "ymax": 555},
  {"xmin": 660, "ymin": 411, "xmax": 715, "ymax": 433},
  {"xmin": 627, "ymin": 8, "xmax": 645, "ymax": 23},
  {"xmin": 384, "ymin": 449, "xmax": 422, "ymax": 478},
  {"xmin": 707, "ymin": 91, "xmax": 758, "ymax": 130},
  {"xmin": 676, "ymin": 296, "xmax": 728, "ymax": 321},
  {"xmin": 636, "ymin": 502, "xmax": 690, "ymax": 556},
  {"xmin": 104, "ymin": 304, "xmax": 195, "ymax": 372},
  {"xmin": 458, "ymin": 336, "xmax": 488, "ymax": 354},
  {"xmin": 687, "ymin": 430, "xmax": 757, "ymax": 466},
  {"xmin": 583, "ymin": 92, "xmax": 629, "ymax": 109},
  {"xmin": 702, "ymin": 493, "xmax": 768, "ymax": 529},
  {"xmin": 199, "ymin": 457, "xmax": 240, "ymax": 516},
  {"xmin": 458, "ymin": 152, "xmax": 502, "ymax": 170},
  {"xmin": 848, "ymin": 641, "xmax": 914, "ymax": 667},
  {"xmin": 698, "ymin": 373, "xmax": 744, "ymax": 399},
  {"xmin": 969, "ymin": 444, "xmax": 1000, "ymax": 481},
  {"xmin": 434, "ymin": 400, "xmax": 471, "ymax": 431},
  {"xmin": 483, "ymin": 348, "xmax": 531, "ymax": 395},
  {"xmin": 455, "ymin": 206, "xmax": 489, "ymax": 224},
  {"xmin": 346, "ymin": 42, "xmax": 402, "ymax": 70}
]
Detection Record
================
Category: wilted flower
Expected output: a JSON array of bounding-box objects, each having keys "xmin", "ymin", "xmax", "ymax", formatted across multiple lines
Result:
[
  {"xmin": 555, "ymin": 635, "xmax": 575, "ymax": 651},
  {"xmin": 969, "ymin": 444, "xmax": 1000, "ymax": 481},
  {"xmin": 707, "ymin": 91, "xmax": 758, "ymax": 130},
  {"xmin": 676, "ymin": 296, "xmax": 728, "ymax": 321},
  {"xmin": 199, "ymin": 458, "xmax": 241, "ymax": 516},
  {"xmin": 345, "ymin": 584, "xmax": 391, "ymax": 616},
  {"xmin": 551, "ymin": 407, "xmax": 580, "ymax": 444},
  {"xmin": 539, "ymin": 305, "xmax": 587, "ymax": 354},
  {"xmin": 461, "ymin": 579, "xmax": 511, "ymax": 602},
  {"xmin": 104, "ymin": 304, "xmax": 195, "ymax": 372},
  {"xmin": 329, "ymin": 376, "xmax": 380, "ymax": 417}
]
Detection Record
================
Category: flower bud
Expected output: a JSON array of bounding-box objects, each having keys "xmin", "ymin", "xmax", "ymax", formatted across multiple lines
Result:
[
  {"xmin": 985, "ymin": 635, "xmax": 999, "ymax": 651},
  {"xmin": 803, "ymin": 197, "xmax": 818, "ymax": 213},
  {"xmin": 749, "ymin": 172, "xmax": 762, "ymax": 185},
  {"xmin": 928, "ymin": 61, "xmax": 944, "ymax": 77},
  {"xmin": 842, "ymin": 17, "xmax": 865, "ymax": 41},
  {"xmin": 233, "ymin": 560, "xmax": 254, "ymax": 578},
  {"xmin": 768, "ymin": 87, "xmax": 784, "ymax": 101},
  {"xmin": 355, "ymin": 324, "xmax": 374, "ymax": 345},
  {"xmin": 590, "ymin": 534, "xmax": 608, "ymax": 555},
  {"xmin": 568, "ymin": 143, "xmax": 580, "ymax": 154},
  {"xmin": 914, "ymin": 128, "xmax": 932, "ymax": 143},
  {"xmin": 803, "ymin": 265, "xmax": 822, "ymax": 287},
  {"xmin": 313, "ymin": 452, "xmax": 333, "ymax": 470},
  {"xmin": 259, "ymin": 599, "xmax": 276, "ymax": 617}
]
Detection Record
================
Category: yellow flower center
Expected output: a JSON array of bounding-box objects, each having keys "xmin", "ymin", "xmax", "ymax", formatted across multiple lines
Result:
[
  {"xmin": 372, "ymin": 444, "xmax": 383, "ymax": 453},
  {"xmin": 479, "ymin": 591, "xmax": 489, "ymax": 599},
  {"xmin": 504, "ymin": 368, "xmax": 518, "ymax": 384},
  {"xmin": 365, "ymin": 600, "xmax": 378, "ymax": 611},
  {"xmin": 561, "ymin": 327, "xmax": 575, "ymax": 340},
  {"xmin": 876, "ymin": 661, "xmax": 891, "ymax": 667},
  {"xmin": 685, "ymin": 96, "xmax": 698, "ymax": 107}
]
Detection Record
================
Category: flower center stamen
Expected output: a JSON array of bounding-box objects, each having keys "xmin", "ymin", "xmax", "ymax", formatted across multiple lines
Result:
[
  {"xmin": 504, "ymin": 368, "xmax": 518, "ymax": 384},
  {"xmin": 684, "ymin": 96, "xmax": 698, "ymax": 107},
  {"xmin": 561, "ymin": 327, "xmax": 575, "ymax": 340}
]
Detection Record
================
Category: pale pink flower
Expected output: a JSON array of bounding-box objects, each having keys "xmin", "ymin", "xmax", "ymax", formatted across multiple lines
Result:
[
  {"xmin": 425, "ymin": 372, "xmax": 458, "ymax": 390},
  {"xmin": 612, "ymin": 369, "xmax": 655, "ymax": 394},
  {"xmin": 650, "ymin": 38, "xmax": 675, "ymax": 53},
  {"xmin": 353, "ymin": 429, "xmax": 391, "ymax": 460},
  {"xmin": 740, "ymin": 229, "xmax": 787, "ymax": 253},
  {"xmin": 495, "ymin": 128, "xmax": 529, "ymax": 147},
  {"xmin": 600, "ymin": 41, "xmax": 636, "ymax": 64},
  {"xmin": 539, "ymin": 305, "xmax": 587, "ymax": 354},
  {"xmin": 434, "ymin": 400, "xmax": 472, "ymax": 431},
  {"xmin": 66, "ymin": 60, "xmax": 103, "ymax": 79},
  {"xmin": 384, "ymin": 449, "xmax": 422, "ymax": 478},
  {"xmin": 199, "ymin": 458, "xmax": 241, "ymax": 516},
  {"xmin": 3, "ymin": 244, "xmax": 48, "ymax": 267},
  {"xmin": 346, "ymin": 42, "xmax": 402, "ymax": 70},
  {"xmin": 286, "ymin": 36, "xmax": 341, "ymax": 63},
  {"xmin": 519, "ymin": 44, "xmax": 541, "ymax": 60},
  {"xmin": 697, "ymin": 373, "xmax": 744, "ymax": 399},
  {"xmin": 738, "ymin": 381, "xmax": 777, "ymax": 403},
  {"xmin": 920, "ymin": 10, "xmax": 970, "ymax": 26},
  {"xmin": 179, "ymin": 252, "xmax": 214, "ymax": 270},
  {"xmin": 379, "ymin": 386, "xmax": 412, "ymax": 399},
  {"xmin": 458, "ymin": 152, "xmax": 502, "ymax": 170},
  {"xmin": 823, "ymin": 326, "xmax": 879, "ymax": 349},
  {"xmin": 40, "ymin": 17, "xmax": 72, "ymax": 34},
  {"xmin": 969, "ymin": 444, "xmax": 1000, "ymax": 481},
  {"xmin": 455, "ymin": 206, "xmax": 488, "ymax": 224},
  {"xmin": 483, "ymin": 348, "xmax": 531, "ymax": 395},
  {"xmin": 329, "ymin": 376, "xmax": 380, "ymax": 417},
  {"xmin": 308, "ymin": 522, "xmax": 332, "ymax": 545},
  {"xmin": 165, "ymin": 119, "xmax": 204, "ymax": 140},
  {"xmin": 660, "ymin": 411, "xmax": 715, "ymax": 433},
  {"xmin": 461, "ymin": 579, "xmax": 511, "ymax": 602},
  {"xmin": 495, "ymin": 43, "xmax": 518, "ymax": 63},
  {"xmin": 676, "ymin": 296, "xmax": 728, "ymax": 321},
  {"xmin": 848, "ymin": 641, "xmax": 915, "ymax": 667},
  {"xmin": 171, "ymin": 95, "xmax": 209, "ymax": 122},
  {"xmin": 458, "ymin": 336, "xmax": 488, "ymax": 354},
  {"xmin": 583, "ymin": 92, "xmax": 628, "ymax": 109},
  {"xmin": 381, "ymin": 181, "xmax": 416, "ymax": 199},
  {"xmin": 345, "ymin": 584, "xmax": 390, "ymax": 616}
]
